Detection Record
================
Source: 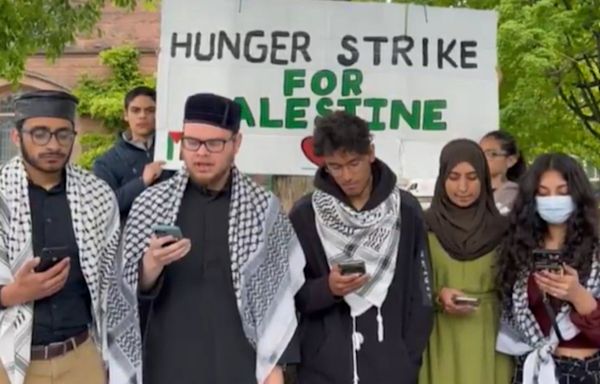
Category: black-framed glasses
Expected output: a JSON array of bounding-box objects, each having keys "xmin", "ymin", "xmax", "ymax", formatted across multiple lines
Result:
[
  {"xmin": 22, "ymin": 127, "xmax": 77, "ymax": 147},
  {"xmin": 181, "ymin": 135, "xmax": 235, "ymax": 153}
]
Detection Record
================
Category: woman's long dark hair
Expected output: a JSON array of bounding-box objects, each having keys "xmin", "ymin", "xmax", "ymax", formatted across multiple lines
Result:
[
  {"xmin": 483, "ymin": 130, "xmax": 526, "ymax": 182},
  {"xmin": 497, "ymin": 153, "xmax": 599, "ymax": 308}
]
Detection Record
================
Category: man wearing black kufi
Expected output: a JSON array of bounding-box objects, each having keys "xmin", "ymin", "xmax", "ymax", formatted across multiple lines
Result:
[
  {"xmin": 0, "ymin": 90, "xmax": 125, "ymax": 384},
  {"xmin": 111, "ymin": 93, "xmax": 305, "ymax": 384}
]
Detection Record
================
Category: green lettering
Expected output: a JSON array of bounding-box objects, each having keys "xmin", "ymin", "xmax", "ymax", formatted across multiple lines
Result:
[
  {"xmin": 311, "ymin": 70, "xmax": 337, "ymax": 96},
  {"xmin": 316, "ymin": 98, "xmax": 334, "ymax": 116},
  {"xmin": 285, "ymin": 98, "xmax": 310, "ymax": 129},
  {"xmin": 336, "ymin": 98, "xmax": 362, "ymax": 115},
  {"xmin": 390, "ymin": 100, "xmax": 421, "ymax": 130},
  {"xmin": 423, "ymin": 100, "xmax": 447, "ymax": 130},
  {"xmin": 260, "ymin": 98, "xmax": 283, "ymax": 128},
  {"xmin": 364, "ymin": 98, "xmax": 388, "ymax": 131},
  {"xmin": 341, "ymin": 69, "xmax": 363, "ymax": 97},
  {"xmin": 283, "ymin": 69, "xmax": 306, "ymax": 97},
  {"xmin": 234, "ymin": 97, "xmax": 256, "ymax": 127}
]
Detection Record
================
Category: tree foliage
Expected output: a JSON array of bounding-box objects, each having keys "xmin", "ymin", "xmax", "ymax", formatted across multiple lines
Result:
[
  {"xmin": 0, "ymin": 0, "xmax": 151, "ymax": 83},
  {"xmin": 74, "ymin": 45, "xmax": 154, "ymax": 169}
]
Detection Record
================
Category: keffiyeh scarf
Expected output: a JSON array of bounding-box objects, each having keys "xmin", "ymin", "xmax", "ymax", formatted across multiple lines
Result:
[
  {"xmin": 110, "ymin": 168, "xmax": 305, "ymax": 384},
  {"xmin": 497, "ymin": 259, "xmax": 600, "ymax": 384},
  {"xmin": 312, "ymin": 187, "xmax": 401, "ymax": 384},
  {"xmin": 0, "ymin": 157, "xmax": 120, "ymax": 384}
]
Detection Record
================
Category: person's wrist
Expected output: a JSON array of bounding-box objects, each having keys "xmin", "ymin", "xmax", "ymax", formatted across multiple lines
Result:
[
  {"xmin": 571, "ymin": 285, "xmax": 597, "ymax": 315},
  {"xmin": 1, "ymin": 283, "xmax": 22, "ymax": 307}
]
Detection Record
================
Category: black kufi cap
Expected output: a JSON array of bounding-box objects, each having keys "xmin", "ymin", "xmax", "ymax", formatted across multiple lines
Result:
[
  {"xmin": 183, "ymin": 93, "xmax": 241, "ymax": 133},
  {"xmin": 15, "ymin": 90, "xmax": 78, "ymax": 124}
]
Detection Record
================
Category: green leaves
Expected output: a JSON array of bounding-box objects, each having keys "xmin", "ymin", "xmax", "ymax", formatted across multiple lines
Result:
[
  {"xmin": 73, "ymin": 45, "xmax": 153, "ymax": 131},
  {"xmin": 73, "ymin": 45, "xmax": 153, "ymax": 168},
  {"xmin": 0, "ymin": 0, "xmax": 154, "ymax": 83}
]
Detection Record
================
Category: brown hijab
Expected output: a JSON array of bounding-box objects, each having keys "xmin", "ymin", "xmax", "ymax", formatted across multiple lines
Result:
[{"xmin": 425, "ymin": 139, "xmax": 507, "ymax": 261}]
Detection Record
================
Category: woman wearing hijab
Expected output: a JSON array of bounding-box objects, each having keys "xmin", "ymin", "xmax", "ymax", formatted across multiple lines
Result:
[{"xmin": 418, "ymin": 139, "xmax": 513, "ymax": 384}]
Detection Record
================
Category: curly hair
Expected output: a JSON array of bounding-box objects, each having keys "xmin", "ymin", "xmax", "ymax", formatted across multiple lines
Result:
[
  {"xmin": 496, "ymin": 153, "xmax": 599, "ymax": 308},
  {"xmin": 313, "ymin": 110, "xmax": 372, "ymax": 156}
]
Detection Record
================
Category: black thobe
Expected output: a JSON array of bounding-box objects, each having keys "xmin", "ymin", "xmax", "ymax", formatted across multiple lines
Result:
[
  {"xmin": 140, "ymin": 181, "xmax": 295, "ymax": 384},
  {"xmin": 28, "ymin": 177, "xmax": 92, "ymax": 345}
]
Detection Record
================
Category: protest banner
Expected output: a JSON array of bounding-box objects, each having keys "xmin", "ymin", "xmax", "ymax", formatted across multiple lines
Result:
[{"xmin": 156, "ymin": 0, "xmax": 498, "ymax": 177}]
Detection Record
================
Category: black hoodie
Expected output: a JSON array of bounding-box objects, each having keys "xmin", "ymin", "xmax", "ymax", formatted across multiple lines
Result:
[{"xmin": 289, "ymin": 159, "xmax": 433, "ymax": 384}]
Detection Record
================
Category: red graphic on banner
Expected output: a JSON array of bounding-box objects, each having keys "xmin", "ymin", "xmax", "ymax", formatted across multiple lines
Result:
[{"xmin": 301, "ymin": 136, "xmax": 324, "ymax": 167}]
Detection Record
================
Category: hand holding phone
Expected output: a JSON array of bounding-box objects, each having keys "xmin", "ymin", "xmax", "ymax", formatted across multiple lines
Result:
[
  {"xmin": 328, "ymin": 264, "xmax": 369, "ymax": 297},
  {"xmin": 153, "ymin": 225, "xmax": 183, "ymax": 247},
  {"xmin": 452, "ymin": 296, "xmax": 480, "ymax": 307},
  {"xmin": 533, "ymin": 249, "xmax": 563, "ymax": 274},
  {"xmin": 35, "ymin": 246, "xmax": 70, "ymax": 273},
  {"xmin": 438, "ymin": 287, "xmax": 478, "ymax": 316},
  {"xmin": 2, "ymin": 253, "xmax": 70, "ymax": 306},
  {"xmin": 339, "ymin": 260, "xmax": 366, "ymax": 276},
  {"xmin": 140, "ymin": 225, "xmax": 191, "ymax": 291}
]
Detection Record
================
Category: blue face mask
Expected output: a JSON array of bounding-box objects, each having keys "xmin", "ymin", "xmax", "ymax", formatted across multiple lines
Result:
[{"xmin": 535, "ymin": 195, "xmax": 575, "ymax": 225}]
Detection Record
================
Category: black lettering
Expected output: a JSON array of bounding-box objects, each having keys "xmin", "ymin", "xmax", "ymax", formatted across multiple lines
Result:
[
  {"xmin": 422, "ymin": 37, "xmax": 429, "ymax": 67},
  {"xmin": 244, "ymin": 30, "xmax": 268, "ymax": 63},
  {"xmin": 291, "ymin": 31, "xmax": 312, "ymax": 63},
  {"xmin": 392, "ymin": 35, "xmax": 414, "ymax": 66},
  {"xmin": 171, "ymin": 32, "xmax": 192, "ymax": 58},
  {"xmin": 194, "ymin": 32, "xmax": 215, "ymax": 61},
  {"xmin": 364, "ymin": 36, "xmax": 389, "ymax": 66},
  {"xmin": 461, "ymin": 41, "xmax": 477, "ymax": 69},
  {"xmin": 337, "ymin": 35, "xmax": 359, "ymax": 66},
  {"xmin": 271, "ymin": 31, "xmax": 290, "ymax": 65},
  {"xmin": 437, "ymin": 39, "xmax": 457, "ymax": 69},
  {"xmin": 217, "ymin": 31, "xmax": 240, "ymax": 60}
]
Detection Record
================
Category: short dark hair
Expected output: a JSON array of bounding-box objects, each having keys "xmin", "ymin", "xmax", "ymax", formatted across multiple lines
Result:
[
  {"xmin": 124, "ymin": 86, "xmax": 156, "ymax": 109},
  {"xmin": 313, "ymin": 110, "xmax": 372, "ymax": 156},
  {"xmin": 15, "ymin": 120, "xmax": 24, "ymax": 131}
]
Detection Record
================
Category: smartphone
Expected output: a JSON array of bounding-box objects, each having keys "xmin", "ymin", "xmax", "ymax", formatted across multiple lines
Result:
[
  {"xmin": 339, "ymin": 260, "xmax": 366, "ymax": 276},
  {"xmin": 452, "ymin": 296, "xmax": 480, "ymax": 307},
  {"xmin": 533, "ymin": 249, "xmax": 563, "ymax": 273},
  {"xmin": 35, "ymin": 246, "xmax": 70, "ymax": 273},
  {"xmin": 152, "ymin": 224, "xmax": 183, "ymax": 247}
]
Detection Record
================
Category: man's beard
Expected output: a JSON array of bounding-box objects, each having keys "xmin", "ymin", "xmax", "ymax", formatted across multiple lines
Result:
[{"xmin": 21, "ymin": 140, "xmax": 72, "ymax": 174}]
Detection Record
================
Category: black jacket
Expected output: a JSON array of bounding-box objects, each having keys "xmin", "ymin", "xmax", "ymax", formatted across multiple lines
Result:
[
  {"xmin": 93, "ymin": 134, "xmax": 174, "ymax": 220},
  {"xmin": 289, "ymin": 159, "xmax": 434, "ymax": 384}
]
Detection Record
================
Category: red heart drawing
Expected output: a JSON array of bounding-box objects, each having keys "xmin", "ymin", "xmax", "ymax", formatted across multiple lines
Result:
[
  {"xmin": 168, "ymin": 131, "xmax": 183, "ymax": 143},
  {"xmin": 301, "ymin": 136, "xmax": 324, "ymax": 167}
]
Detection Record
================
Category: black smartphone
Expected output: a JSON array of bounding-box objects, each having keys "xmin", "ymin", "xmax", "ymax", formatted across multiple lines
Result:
[
  {"xmin": 533, "ymin": 249, "xmax": 563, "ymax": 273},
  {"xmin": 339, "ymin": 260, "xmax": 366, "ymax": 276},
  {"xmin": 35, "ymin": 246, "xmax": 70, "ymax": 273},
  {"xmin": 453, "ymin": 296, "xmax": 480, "ymax": 307},
  {"xmin": 152, "ymin": 224, "xmax": 183, "ymax": 247}
]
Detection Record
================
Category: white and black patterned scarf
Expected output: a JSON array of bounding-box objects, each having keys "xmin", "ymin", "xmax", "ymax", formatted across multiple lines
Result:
[
  {"xmin": 313, "ymin": 187, "xmax": 401, "ymax": 384},
  {"xmin": 497, "ymin": 259, "xmax": 600, "ymax": 384},
  {"xmin": 0, "ymin": 157, "xmax": 120, "ymax": 384},
  {"xmin": 109, "ymin": 168, "xmax": 305, "ymax": 384}
]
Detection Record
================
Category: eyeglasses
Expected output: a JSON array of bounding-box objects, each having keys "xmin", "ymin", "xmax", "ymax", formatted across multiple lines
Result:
[
  {"xmin": 22, "ymin": 127, "xmax": 77, "ymax": 147},
  {"xmin": 483, "ymin": 150, "xmax": 508, "ymax": 159},
  {"xmin": 181, "ymin": 135, "xmax": 235, "ymax": 153}
]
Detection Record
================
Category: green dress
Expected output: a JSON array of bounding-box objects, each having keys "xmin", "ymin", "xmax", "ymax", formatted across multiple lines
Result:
[{"xmin": 418, "ymin": 233, "xmax": 513, "ymax": 384}]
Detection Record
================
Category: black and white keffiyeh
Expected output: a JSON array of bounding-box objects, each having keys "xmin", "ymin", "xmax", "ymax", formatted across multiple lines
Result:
[
  {"xmin": 0, "ymin": 157, "xmax": 120, "ymax": 384},
  {"xmin": 109, "ymin": 168, "xmax": 305, "ymax": 384},
  {"xmin": 497, "ymin": 259, "xmax": 600, "ymax": 384},
  {"xmin": 312, "ymin": 187, "xmax": 401, "ymax": 384}
]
